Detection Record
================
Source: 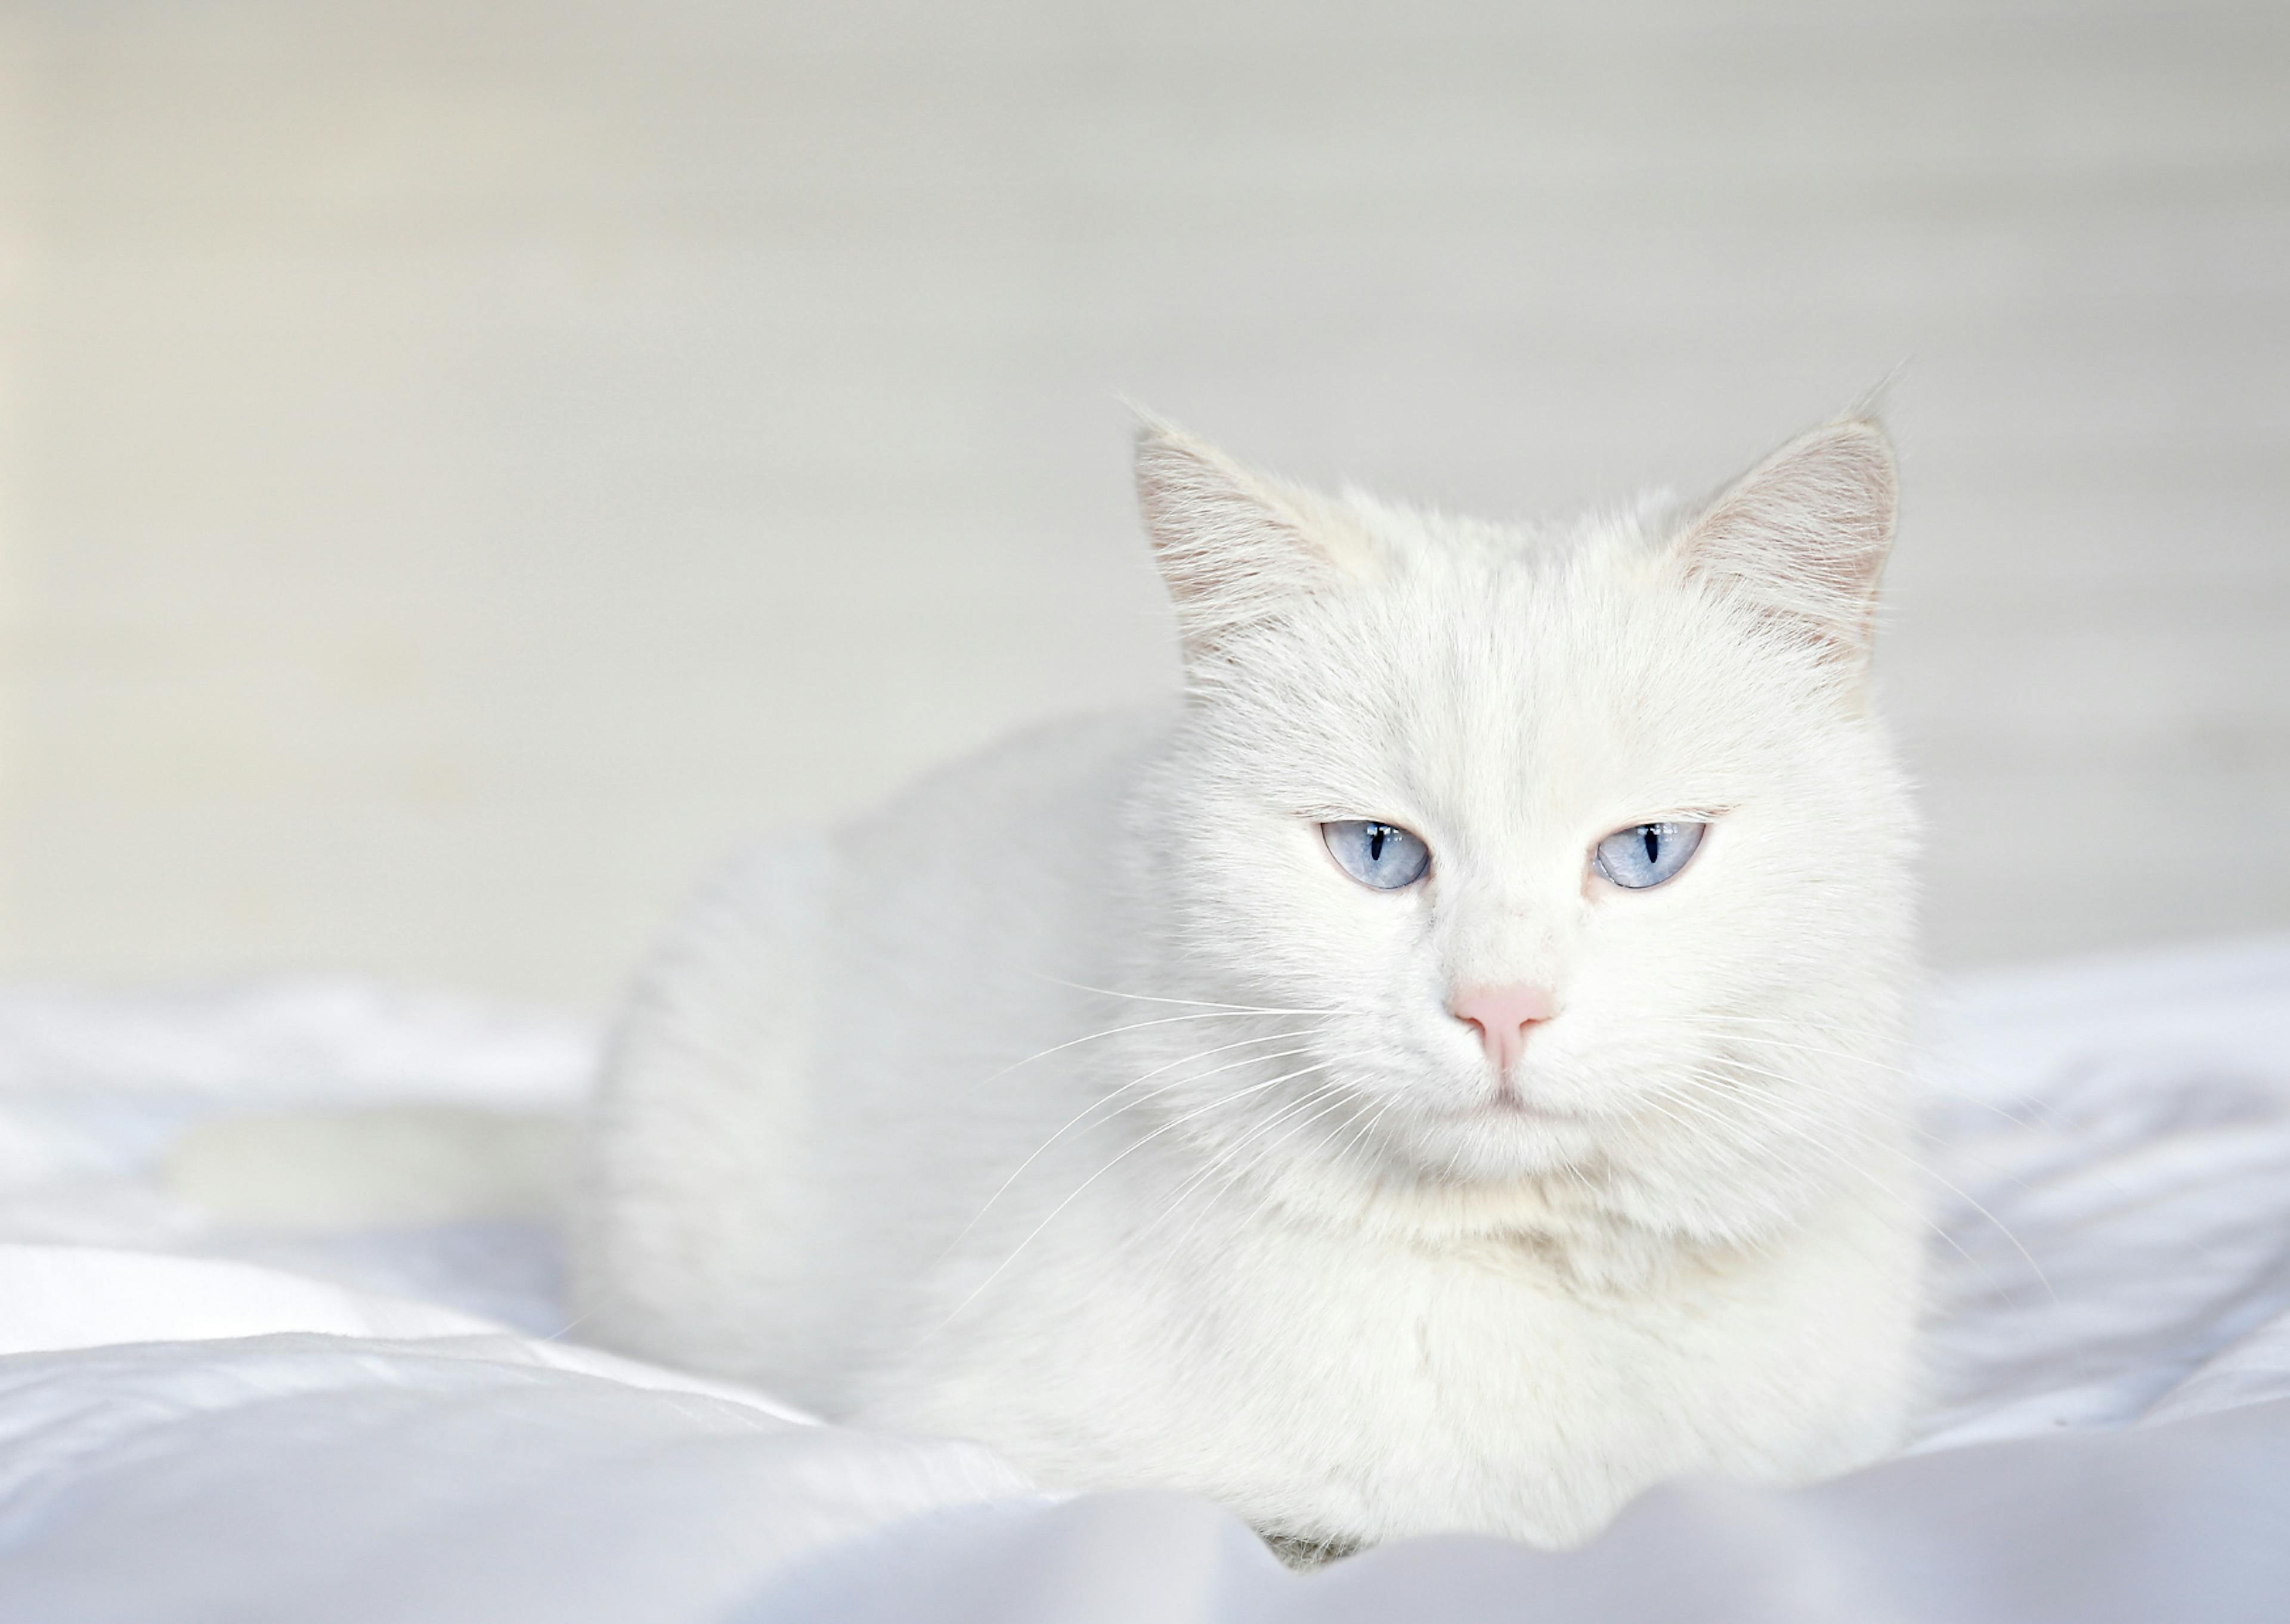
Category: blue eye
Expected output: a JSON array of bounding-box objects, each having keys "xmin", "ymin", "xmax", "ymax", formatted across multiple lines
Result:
[
  {"xmin": 1593, "ymin": 821, "xmax": 1706, "ymax": 890},
  {"xmin": 1323, "ymin": 820, "xmax": 1431, "ymax": 890}
]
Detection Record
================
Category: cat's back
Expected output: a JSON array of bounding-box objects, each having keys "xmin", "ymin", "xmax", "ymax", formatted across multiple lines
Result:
[
  {"xmin": 574, "ymin": 705, "xmax": 1166, "ymax": 1396},
  {"xmin": 831, "ymin": 703, "xmax": 1167, "ymax": 1011}
]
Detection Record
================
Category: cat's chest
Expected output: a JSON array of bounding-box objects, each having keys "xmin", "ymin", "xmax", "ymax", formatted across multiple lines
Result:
[
  {"xmin": 902, "ymin": 1189, "xmax": 1915, "ymax": 1544},
  {"xmin": 1174, "ymin": 1223, "xmax": 1729, "ymax": 1418}
]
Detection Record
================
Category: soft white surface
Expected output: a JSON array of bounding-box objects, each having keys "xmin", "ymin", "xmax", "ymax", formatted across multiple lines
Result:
[{"xmin": 0, "ymin": 941, "xmax": 2285, "ymax": 1619}]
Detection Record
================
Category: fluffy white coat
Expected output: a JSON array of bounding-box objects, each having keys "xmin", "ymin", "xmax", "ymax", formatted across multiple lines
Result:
[{"xmin": 574, "ymin": 416, "xmax": 1926, "ymax": 1549}]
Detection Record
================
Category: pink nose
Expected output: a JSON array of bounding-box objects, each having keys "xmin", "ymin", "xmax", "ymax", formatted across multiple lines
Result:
[{"xmin": 1450, "ymin": 984, "xmax": 1559, "ymax": 1071}]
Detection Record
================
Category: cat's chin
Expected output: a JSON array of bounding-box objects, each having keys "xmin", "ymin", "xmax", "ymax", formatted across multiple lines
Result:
[{"xmin": 1376, "ymin": 1100, "xmax": 1607, "ymax": 1188}]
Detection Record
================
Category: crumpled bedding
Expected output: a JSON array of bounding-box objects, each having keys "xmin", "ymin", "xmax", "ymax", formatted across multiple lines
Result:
[{"xmin": 0, "ymin": 940, "xmax": 2284, "ymax": 1622}]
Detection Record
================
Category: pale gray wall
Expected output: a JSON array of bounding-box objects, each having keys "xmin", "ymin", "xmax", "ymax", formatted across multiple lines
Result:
[{"xmin": 2, "ymin": 0, "xmax": 2285, "ymax": 1007}]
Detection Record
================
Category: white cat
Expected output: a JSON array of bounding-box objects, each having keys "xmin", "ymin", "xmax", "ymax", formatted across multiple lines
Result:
[{"xmin": 572, "ymin": 413, "xmax": 1926, "ymax": 1551}]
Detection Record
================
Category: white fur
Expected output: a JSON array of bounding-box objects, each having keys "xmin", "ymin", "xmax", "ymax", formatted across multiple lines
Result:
[{"xmin": 573, "ymin": 416, "xmax": 1926, "ymax": 1549}]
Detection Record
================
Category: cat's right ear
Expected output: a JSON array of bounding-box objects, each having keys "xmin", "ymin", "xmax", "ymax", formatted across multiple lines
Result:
[{"xmin": 1132, "ymin": 413, "xmax": 1372, "ymax": 662}]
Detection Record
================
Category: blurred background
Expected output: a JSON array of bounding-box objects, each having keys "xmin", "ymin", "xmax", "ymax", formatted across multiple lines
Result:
[{"xmin": 0, "ymin": 0, "xmax": 2283, "ymax": 1010}]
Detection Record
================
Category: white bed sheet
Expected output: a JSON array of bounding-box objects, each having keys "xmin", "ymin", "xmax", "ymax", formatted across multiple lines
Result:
[{"xmin": 0, "ymin": 941, "xmax": 2283, "ymax": 1621}]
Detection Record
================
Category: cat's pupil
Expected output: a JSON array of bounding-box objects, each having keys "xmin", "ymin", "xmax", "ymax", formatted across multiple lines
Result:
[
  {"xmin": 1641, "ymin": 826, "xmax": 1659, "ymax": 863},
  {"xmin": 1369, "ymin": 826, "xmax": 1388, "ymax": 860}
]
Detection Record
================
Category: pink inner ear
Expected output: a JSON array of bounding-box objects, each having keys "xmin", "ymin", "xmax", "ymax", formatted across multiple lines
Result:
[
  {"xmin": 1676, "ymin": 419, "xmax": 1898, "ymax": 662},
  {"xmin": 1131, "ymin": 419, "xmax": 1381, "ymax": 661}
]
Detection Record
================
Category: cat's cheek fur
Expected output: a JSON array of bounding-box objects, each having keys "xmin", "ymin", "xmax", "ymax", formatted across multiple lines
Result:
[{"xmin": 574, "ymin": 414, "xmax": 1928, "ymax": 1550}]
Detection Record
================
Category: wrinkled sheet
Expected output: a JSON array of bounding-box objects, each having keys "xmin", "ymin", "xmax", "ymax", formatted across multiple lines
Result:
[{"xmin": 0, "ymin": 941, "xmax": 2283, "ymax": 1622}]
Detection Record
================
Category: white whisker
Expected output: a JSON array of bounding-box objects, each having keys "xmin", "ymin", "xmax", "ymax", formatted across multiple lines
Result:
[
  {"xmin": 963, "ymin": 1008, "xmax": 1331, "ymax": 1095},
  {"xmin": 939, "ymin": 1030, "xmax": 1335, "ymax": 1259},
  {"xmin": 1653, "ymin": 1065, "xmax": 2054, "ymax": 1303},
  {"xmin": 1636, "ymin": 1076, "xmax": 1980, "ymax": 1281},
  {"xmin": 921, "ymin": 1057, "xmax": 1339, "ymax": 1340},
  {"xmin": 1022, "ymin": 971, "xmax": 1348, "ymax": 1017},
  {"xmin": 1128, "ymin": 1078, "xmax": 1358, "ymax": 1262},
  {"xmin": 1146, "ymin": 1083, "xmax": 1364, "ymax": 1284}
]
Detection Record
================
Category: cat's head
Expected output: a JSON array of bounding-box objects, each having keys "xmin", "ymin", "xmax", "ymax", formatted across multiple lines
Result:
[{"xmin": 1128, "ymin": 414, "xmax": 1917, "ymax": 1247}]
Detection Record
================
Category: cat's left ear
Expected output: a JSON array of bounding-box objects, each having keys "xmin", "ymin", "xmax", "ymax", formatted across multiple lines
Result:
[{"xmin": 1669, "ymin": 417, "xmax": 1898, "ymax": 671}]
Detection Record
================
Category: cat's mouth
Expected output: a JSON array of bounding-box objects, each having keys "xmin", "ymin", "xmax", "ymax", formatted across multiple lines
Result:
[{"xmin": 1460, "ymin": 1091, "xmax": 1587, "ymax": 1126}]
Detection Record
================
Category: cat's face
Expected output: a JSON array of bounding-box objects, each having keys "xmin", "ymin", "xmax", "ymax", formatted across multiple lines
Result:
[{"xmin": 1133, "ymin": 420, "xmax": 1917, "ymax": 1244}]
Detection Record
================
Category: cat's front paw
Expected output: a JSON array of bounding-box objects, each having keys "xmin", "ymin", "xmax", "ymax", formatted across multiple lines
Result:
[{"xmin": 1258, "ymin": 1529, "xmax": 1363, "ymax": 1570}]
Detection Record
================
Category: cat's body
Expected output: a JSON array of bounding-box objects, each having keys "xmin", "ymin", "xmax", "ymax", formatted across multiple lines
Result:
[{"xmin": 575, "ymin": 416, "xmax": 1926, "ymax": 1548}]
